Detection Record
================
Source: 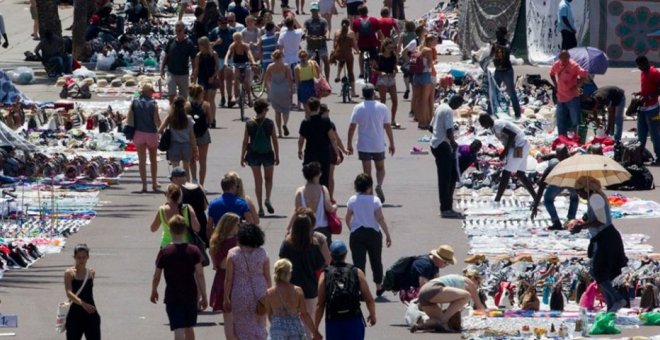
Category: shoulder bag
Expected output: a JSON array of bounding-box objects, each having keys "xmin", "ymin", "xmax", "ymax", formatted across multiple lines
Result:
[
  {"xmin": 183, "ymin": 204, "xmax": 210, "ymax": 267},
  {"xmin": 56, "ymin": 269, "xmax": 89, "ymax": 333},
  {"xmin": 123, "ymin": 101, "xmax": 136, "ymax": 140},
  {"xmin": 158, "ymin": 128, "xmax": 171, "ymax": 152}
]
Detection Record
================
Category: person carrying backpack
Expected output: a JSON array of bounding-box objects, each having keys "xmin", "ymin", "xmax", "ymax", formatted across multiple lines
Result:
[
  {"xmin": 241, "ymin": 99, "xmax": 280, "ymax": 217},
  {"xmin": 352, "ymin": 4, "xmax": 381, "ymax": 79},
  {"xmin": 315, "ymin": 240, "xmax": 376, "ymax": 340}
]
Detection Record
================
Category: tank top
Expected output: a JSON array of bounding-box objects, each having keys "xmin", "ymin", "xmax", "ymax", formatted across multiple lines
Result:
[
  {"xmin": 233, "ymin": 48, "xmax": 249, "ymax": 64},
  {"xmin": 158, "ymin": 205, "xmax": 191, "ymax": 248},
  {"xmin": 69, "ymin": 269, "xmax": 96, "ymax": 315},
  {"xmin": 133, "ymin": 96, "xmax": 157, "ymax": 133},
  {"xmin": 197, "ymin": 52, "xmax": 216, "ymax": 80},
  {"xmin": 301, "ymin": 187, "xmax": 328, "ymax": 227},
  {"xmin": 298, "ymin": 63, "xmax": 316, "ymax": 81},
  {"xmin": 378, "ymin": 53, "xmax": 397, "ymax": 74}
]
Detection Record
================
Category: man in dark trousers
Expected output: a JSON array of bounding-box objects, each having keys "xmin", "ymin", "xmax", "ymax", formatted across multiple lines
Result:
[
  {"xmin": 490, "ymin": 27, "xmax": 521, "ymax": 119},
  {"xmin": 530, "ymin": 145, "xmax": 578, "ymax": 231},
  {"xmin": 592, "ymin": 86, "xmax": 626, "ymax": 142},
  {"xmin": 430, "ymin": 95, "xmax": 464, "ymax": 218},
  {"xmin": 557, "ymin": 0, "xmax": 577, "ymax": 49},
  {"xmin": 151, "ymin": 215, "xmax": 208, "ymax": 340}
]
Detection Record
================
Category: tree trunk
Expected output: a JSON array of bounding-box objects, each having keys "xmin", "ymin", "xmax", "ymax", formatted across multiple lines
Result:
[
  {"xmin": 72, "ymin": 0, "xmax": 91, "ymax": 60},
  {"xmin": 36, "ymin": 0, "xmax": 62, "ymax": 38}
]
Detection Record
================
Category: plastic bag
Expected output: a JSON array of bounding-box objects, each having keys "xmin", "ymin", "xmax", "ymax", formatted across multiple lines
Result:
[
  {"xmin": 10, "ymin": 67, "xmax": 35, "ymax": 85},
  {"xmin": 589, "ymin": 312, "xmax": 620, "ymax": 335},
  {"xmin": 641, "ymin": 312, "xmax": 660, "ymax": 326},
  {"xmin": 73, "ymin": 66, "xmax": 96, "ymax": 80},
  {"xmin": 404, "ymin": 299, "xmax": 427, "ymax": 327}
]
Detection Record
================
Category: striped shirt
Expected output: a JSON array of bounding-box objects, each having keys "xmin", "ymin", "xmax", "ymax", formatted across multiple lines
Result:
[{"xmin": 261, "ymin": 32, "xmax": 278, "ymax": 67}]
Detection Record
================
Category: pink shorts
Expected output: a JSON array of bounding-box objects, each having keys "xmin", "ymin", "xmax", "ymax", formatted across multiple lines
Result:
[{"xmin": 133, "ymin": 131, "xmax": 159, "ymax": 149}]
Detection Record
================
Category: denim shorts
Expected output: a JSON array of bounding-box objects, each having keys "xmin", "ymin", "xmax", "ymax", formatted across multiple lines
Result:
[
  {"xmin": 246, "ymin": 151, "xmax": 275, "ymax": 167},
  {"xmin": 413, "ymin": 72, "xmax": 433, "ymax": 85},
  {"xmin": 166, "ymin": 303, "xmax": 198, "ymax": 331}
]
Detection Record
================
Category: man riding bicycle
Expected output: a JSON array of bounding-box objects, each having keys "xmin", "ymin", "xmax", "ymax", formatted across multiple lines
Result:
[
  {"xmin": 352, "ymin": 4, "xmax": 382, "ymax": 79},
  {"xmin": 304, "ymin": 2, "xmax": 330, "ymax": 79}
]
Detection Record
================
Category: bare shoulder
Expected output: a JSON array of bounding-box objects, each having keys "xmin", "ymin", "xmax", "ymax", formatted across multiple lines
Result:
[{"xmin": 294, "ymin": 285, "xmax": 304, "ymax": 295}]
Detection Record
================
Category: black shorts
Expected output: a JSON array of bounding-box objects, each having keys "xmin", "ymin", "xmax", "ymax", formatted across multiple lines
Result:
[
  {"xmin": 358, "ymin": 151, "xmax": 386, "ymax": 161},
  {"xmin": 166, "ymin": 303, "xmax": 198, "ymax": 331},
  {"xmin": 359, "ymin": 47, "xmax": 379, "ymax": 60},
  {"xmin": 347, "ymin": 1, "xmax": 362, "ymax": 15},
  {"xmin": 246, "ymin": 151, "xmax": 275, "ymax": 167}
]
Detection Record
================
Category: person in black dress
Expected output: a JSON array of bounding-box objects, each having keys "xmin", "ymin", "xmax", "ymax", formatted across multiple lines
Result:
[
  {"xmin": 298, "ymin": 97, "xmax": 342, "ymax": 187},
  {"xmin": 64, "ymin": 244, "xmax": 101, "ymax": 340}
]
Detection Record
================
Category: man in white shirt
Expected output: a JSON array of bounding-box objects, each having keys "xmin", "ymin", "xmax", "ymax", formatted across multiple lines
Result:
[
  {"xmin": 478, "ymin": 114, "xmax": 536, "ymax": 202},
  {"xmin": 347, "ymin": 84, "xmax": 395, "ymax": 203},
  {"xmin": 430, "ymin": 96, "xmax": 464, "ymax": 218},
  {"xmin": 226, "ymin": 12, "xmax": 245, "ymax": 32},
  {"xmin": 278, "ymin": 16, "xmax": 303, "ymax": 68}
]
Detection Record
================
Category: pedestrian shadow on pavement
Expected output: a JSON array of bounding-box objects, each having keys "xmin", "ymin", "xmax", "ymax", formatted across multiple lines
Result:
[
  {"xmin": 165, "ymin": 322, "xmax": 216, "ymax": 327},
  {"xmin": 260, "ymin": 215, "xmax": 288, "ymax": 219},
  {"xmin": 374, "ymin": 296, "xmax": 395, "ymax": 303},
  {"xmin": 382, "ymin": 204, "xmax": 402, "ymax": 208}
]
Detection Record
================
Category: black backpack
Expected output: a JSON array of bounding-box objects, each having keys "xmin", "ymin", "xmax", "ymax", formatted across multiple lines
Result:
[
  {"xmin": 325, "ymin": 264, "xmax": 362, "ymax": 320},
  {"xmin": 381, "ymin": 255, "xmax": 418, "ymax": 291},
  {"xmin": 607, "ymin": 164, "xmax": 655, "ymax": 191},
  {"xmin": 190, "ymin": 101, "xmax": 208, "ymax": 138}
]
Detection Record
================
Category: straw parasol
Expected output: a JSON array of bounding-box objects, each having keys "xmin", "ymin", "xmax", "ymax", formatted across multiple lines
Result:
[{"xmin": 544, "ymin": 154, "xmax": 630, "ymax": 188}]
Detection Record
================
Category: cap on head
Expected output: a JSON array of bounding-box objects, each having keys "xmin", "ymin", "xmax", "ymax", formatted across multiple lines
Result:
[
  {"xmin": 430, "ymin": 244, "xmax": 456, "ymax": 265},
  {"xmin": 170, "ymin": 167, "xmax": 186, "ymax": 179},
  {"xmin": 310, "ymin": 2, "xmax": 319, "ymax": 11},
  {"xmin": 330, "ymin": 240, "xmax": 348, "ymax": 258}
]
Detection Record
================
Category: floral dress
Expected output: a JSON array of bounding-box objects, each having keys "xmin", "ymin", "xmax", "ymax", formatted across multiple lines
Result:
[{"xmin": 228, "ymin": 246, "xmax": 269, "ymax": 340}]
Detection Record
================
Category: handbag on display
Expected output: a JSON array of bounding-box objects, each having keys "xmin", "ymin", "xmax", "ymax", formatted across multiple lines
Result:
[
  {"xmin": 158, "ymin": 128, "xmax": 171, "ymax": 151},
  {"xmin": 56, "ymin": 269, "xmax": 89, "ymax": 333}
]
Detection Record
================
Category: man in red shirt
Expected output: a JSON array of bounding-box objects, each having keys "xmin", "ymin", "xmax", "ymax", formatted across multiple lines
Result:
[
  {"xmin": 352, "ymin": 4, "xmax": 381, "ymax": 78},
  {"xmin": 378, "ymin": 7, "xmax": 399, "ymax": 39},
  {"xmin": 635, "ymin": 56, "xmax": 660, "ymax": 161}
]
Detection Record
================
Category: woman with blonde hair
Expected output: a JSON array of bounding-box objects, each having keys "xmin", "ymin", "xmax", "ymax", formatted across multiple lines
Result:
[
  {"xmin": 294, "ymin": 49, "xmax": 321, "ymax": 116},
  {"xmin": 149, "ymin": 183, "xmax": 201, "ymax": 248},
  {"xmin": 187, "ymin": 85, "xmax": 213, "ymax": 187},
  {"xmin": 263, "ymin": 49, "xmax": 293, "ymax": 137},
  {"xmin": 209, "ymin": 213, "xmax": 240, "ymax": 339},
  {"xmin": 412, "ymin": 34, "xmax": 438, "ymax": 129},
  {"xmin": 226, "ymin": 31, "xmax": 257, "ymax": 108},
  {"xmin": 158, "ymin": 96, "xmax": 199, "ymax": 180},
  {"xmin": 225, "ymin": 171, "xmax": 260, "ymax": 225},
  {"xmin": 259, "ymin": 258, "xmax": 322, "ymax": 339}
]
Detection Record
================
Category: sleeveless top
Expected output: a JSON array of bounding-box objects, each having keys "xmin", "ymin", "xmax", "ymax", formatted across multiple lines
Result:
[
  {"xmin": 378, "ymin": 53, "xmax": 397, "ymax": 74},
  {"xmin": 301, "ymin": 187, "xmax": 328, "ymax": 227},
  {"xmin": 234, "ymin": 47, "xmax": 250, "ymax": 64},
  {"xmin": 298, "ymin": 63, "xmax": 316, "ymax": 81},
  {"xmin": 71, "ymin": 270, "xmax": 95, "ymax": 308},
  {"xmin": 158, "ymin": 205, "xmax": 191, "ymax": 248},
  {"xmin": 198, "ymin": 52, "xmax": 216, "ymax": 80},
  {"xmin": 133, "ymin": 95, "xmax": 158, "ymax": 133}
]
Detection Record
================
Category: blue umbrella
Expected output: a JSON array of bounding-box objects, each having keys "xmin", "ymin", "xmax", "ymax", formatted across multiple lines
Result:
[
  {"xmin": 649, "ymin": 29, "xmax": 660, "ymax": 39},
  {"xmin": 555, "ymin": 47, "xmax": 609, "ymax": 75}
]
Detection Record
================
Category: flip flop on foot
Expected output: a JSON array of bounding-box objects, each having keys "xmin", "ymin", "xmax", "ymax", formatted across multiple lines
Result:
[{"xmin": 265, "ymin": 199, "xmax": 275, "ymax": 214}]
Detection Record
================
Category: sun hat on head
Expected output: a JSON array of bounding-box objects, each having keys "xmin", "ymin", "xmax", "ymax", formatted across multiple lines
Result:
[{"xmin": 430, "ymin": 245, "xmax": 456, "ymax": 265}]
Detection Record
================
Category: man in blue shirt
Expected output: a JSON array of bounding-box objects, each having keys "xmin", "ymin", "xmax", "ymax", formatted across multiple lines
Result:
[
  {"xmin": 557, "ymin": 0, "xmax": 577, "ymax": 50},
  {"xmin": 206, "ymin": 173, "xmax": 255, "ymax": 236},
  {"xmin": 229, "ymin": 0, "xmax": 250, "ymax": 26},
  {"xmin": 209, "ymin": 16, "xmax": 237, "ymax": 108}
]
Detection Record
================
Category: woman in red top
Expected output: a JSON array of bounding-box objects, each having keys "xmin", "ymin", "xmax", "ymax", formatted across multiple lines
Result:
[{"xmin": 209, "ymin": 213, "xmax": 240, "ymax": 338}]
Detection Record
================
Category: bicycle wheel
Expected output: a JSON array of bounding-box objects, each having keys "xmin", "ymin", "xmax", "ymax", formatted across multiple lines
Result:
[
  {"xmin": 251, "ymin": 67, "xmax": 265, "ymax": 98},
  {"xmin": 239, "ymin": 86, "xmax": 245, "ymax": 121}
]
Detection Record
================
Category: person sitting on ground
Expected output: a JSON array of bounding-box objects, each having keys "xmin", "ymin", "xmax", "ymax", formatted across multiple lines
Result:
[
  {"xmin": 530, "ymin": 145, "xmax": 578, "ymax": 231},
  {"xmin": 411, "ymin": 272, "xmax": 472, "ymax": 333},
  {"xmin": 35, "ymin": 30, "xmax": 69, "ymax": 77}
]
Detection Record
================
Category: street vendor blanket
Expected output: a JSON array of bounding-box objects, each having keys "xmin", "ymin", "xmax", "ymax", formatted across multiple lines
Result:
[{"xmin": 588, "ymin": 0, "xmax": 660, "ymax": 66}]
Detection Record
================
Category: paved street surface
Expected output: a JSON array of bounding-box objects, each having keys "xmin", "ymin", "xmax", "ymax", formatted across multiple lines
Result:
[{"xmin": 1, "ymin": 1, "xmax": 660, "ymax": 339}]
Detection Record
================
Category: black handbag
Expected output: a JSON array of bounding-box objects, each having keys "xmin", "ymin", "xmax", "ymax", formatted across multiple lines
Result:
[
  {"xmin": 123, "ymin": 125, "xmax": 135, "ymax": 140},
  {"xmin": 182, "ymin": 204, "xmax": 210, "ymax": 267},
  {"xmin": 626, "ymin": 95, "xmax": 643, "ymax": 117},
  {"xmin": 158, "ymin": 129, "xmax": 171, "ymax": 151}
]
